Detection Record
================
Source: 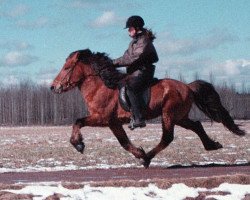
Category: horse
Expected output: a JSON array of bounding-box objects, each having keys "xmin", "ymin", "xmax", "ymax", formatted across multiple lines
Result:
[{"xmin": 51, "ymin": 49, "xmax": 245, "ymax": 168}]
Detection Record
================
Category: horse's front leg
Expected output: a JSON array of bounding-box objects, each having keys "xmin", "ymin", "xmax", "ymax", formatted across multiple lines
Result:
[
  {"xmin": 143, "ymin": 117, "xmax": 174, "ymax": 168},
  {"xmin": 70, "ymin": 118, "xmax": 85, "ymax": 154},
  {"xmin": 109, "ymin": 122, "xmax": 147, "ymax": 160}
]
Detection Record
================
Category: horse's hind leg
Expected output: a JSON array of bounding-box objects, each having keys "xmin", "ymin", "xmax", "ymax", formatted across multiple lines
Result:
[
  {"xmin": 144, "ymin": 117, "xmax": 174, "ymax": 168},
  {"xmin": 177, "ymin": 118, "xmax": 223, "ymax": 151},
  {"xmin": 70, "ymin": 118, "xmax": 85, "ymax": 153},
  {"xmin": 109, "ymin": 122, "xmax": 147, "ymax": 161}
]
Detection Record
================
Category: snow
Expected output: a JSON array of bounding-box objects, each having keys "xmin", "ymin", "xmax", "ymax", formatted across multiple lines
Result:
[
  {"xmin": 209, "ymin": 183, "xmax": 250, "ymax": 200},
  {"xmin": 0, "ymin": 163, "xmax": 139, "ymax": 173},
  {"xmin": 3, "ymin": 183, "xmax": 250, "ymax": 200},
  {"xmin": 0, "ymin": 160, "xmax": 248, "ymax": 173}
]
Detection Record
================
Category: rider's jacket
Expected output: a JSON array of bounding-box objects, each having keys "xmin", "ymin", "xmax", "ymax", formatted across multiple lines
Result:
[{"xmin": 113, "ymin": 30, "xmax": 158, "ymax": 75}]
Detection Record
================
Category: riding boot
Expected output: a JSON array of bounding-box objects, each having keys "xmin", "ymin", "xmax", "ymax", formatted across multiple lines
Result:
[{"xmin": 126, "ymin": 89, "xmax": 146, "ymax": 130}]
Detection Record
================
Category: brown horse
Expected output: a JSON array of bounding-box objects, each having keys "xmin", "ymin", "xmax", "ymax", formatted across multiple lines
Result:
[{"xmin": 51, "ymin": 49, "xmax": 245, "ymax": 168}]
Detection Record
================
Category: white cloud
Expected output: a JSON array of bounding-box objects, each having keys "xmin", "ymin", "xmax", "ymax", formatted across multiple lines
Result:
[
  {"xmin": 154, "ymin": 28, "xmax": 247, "ymax": 89},
  {"xmin": 91, "ymin": 11, "xmax": 119, "ymax": 28},
  {"xmin": 17, "ymin": 17, "xmax": 49, "ymax": 29},
  {"xmin": 241, "ymin": 59, "xmax": 250, "ymax": 67},
  {"xmin": 208, "ymin": 59, "xmax": 250, "ymax": 89},
  {"xmin": 0, "ymin": 40, "xmax": 32, "ymax": 51},
  {"xmin": 66, "ymin": 1, "xmax": 135, "ymax": 10},
  {"xmin": 221, "ymin": 60, "xmax": 241, "ymax": 75},
  {"xmin": 212, "ymin": 59, "xmax": 250, "ymax": 76},
  {"xmin": 7, "ymin": 4, "xmax": 29, "ymax": 18},
  {"xmin": 155, "ymin": 56, "xmax": 214, "ymax": 80},
  {"xmin": 0, "ymin": 4, "xmax": 29, "ymax": 19},
  {"xmin": 0, "ymin": 51, "xmax": 38, "ymax": 67},
  {"xmin": 67, "ymin": 0, "xmax": 92, "ymax": 8},
  {"xmin": 156, "ymin": 29, "xmax": 238, "ymax": 56},
  {"xmin": 155, "ymin": 55, "xmax": 250, "ymax": 89}
]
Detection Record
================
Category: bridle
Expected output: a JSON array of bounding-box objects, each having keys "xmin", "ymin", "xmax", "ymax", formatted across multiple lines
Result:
[
  {"xmin": 54, "ymin": 58, "xmax": 98, "ymax": 91},
  {"xmin": 53, "ymin": 60, "xmax": 80, "ymax": 91}
]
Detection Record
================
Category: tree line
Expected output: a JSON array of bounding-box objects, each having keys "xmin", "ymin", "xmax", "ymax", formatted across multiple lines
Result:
[
  {"xmin": 0, "ymin": 80, "xmax": 249, "ymax": 126},
  {"xmin": 0, "ymin": 81, "xmax": 87, "ymax": 126}
]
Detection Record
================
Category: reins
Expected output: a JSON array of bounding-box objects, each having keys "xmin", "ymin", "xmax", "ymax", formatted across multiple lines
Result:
[{"xmin": 56, "ymin": 58, "xmax": 100, "ymax": 91}]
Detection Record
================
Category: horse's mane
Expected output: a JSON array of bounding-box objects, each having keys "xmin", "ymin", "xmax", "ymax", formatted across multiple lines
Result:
[{"xmin": 70, "ymin": 49, "xmax": 126, "ymax": 89}]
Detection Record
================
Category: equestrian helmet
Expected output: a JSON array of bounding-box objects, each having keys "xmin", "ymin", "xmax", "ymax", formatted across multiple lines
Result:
[{"xmin": 125, "ymin": 15, "xmax": 144, "ymax": 29}]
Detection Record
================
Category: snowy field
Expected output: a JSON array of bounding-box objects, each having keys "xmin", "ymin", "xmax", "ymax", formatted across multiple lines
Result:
[
  {"xmin": 0, "ymin": 121, "xmax": 249, "ymax": 199},
  {"xmin": 0, "ymin": 121, "xmax": 249, "ymax": 173}
]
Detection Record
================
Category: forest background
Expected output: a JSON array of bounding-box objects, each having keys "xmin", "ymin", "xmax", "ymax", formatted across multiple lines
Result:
[{"xmin": 0, "ymin": 73, "xmax": 249, "ymax": 126}]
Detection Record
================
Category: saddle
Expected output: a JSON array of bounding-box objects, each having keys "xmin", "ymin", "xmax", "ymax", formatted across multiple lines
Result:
[{"xmin": 119, "ymin": 78, "xmax": 159, "ymax": 112}]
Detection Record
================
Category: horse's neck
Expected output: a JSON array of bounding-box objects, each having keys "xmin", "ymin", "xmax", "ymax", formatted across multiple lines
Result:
[
  {"xmin": 81, "ymin": 76, "xmax": 102, "ymax": 94},
  {"xmin": 80, "ymin": 76, "xmax": 117, "ymax": 107}
]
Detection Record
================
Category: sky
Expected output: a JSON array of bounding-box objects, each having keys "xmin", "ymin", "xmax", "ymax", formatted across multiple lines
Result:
[{"xmin": 0, "ymin": 0, "xmax": 250, "ymax": 91}]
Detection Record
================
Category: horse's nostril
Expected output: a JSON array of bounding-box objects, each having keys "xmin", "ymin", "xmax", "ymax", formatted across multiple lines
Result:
[{"xmin": 50, "ymin": 86, "xmax": 54, "ymax": 91}]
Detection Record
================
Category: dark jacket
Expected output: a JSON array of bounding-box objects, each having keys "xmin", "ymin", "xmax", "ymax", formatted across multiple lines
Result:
[{"xmin": 113, "ymin": 30, "xmax": 158, "ymax": 75}]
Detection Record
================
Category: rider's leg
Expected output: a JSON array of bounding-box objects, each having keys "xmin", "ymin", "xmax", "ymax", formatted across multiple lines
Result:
[
  {"xmin": 126, "ymin": 89, "xmax": 145, "ymax": 125},
  {"xmin": 126, "ymin": 76, "xmax": 146, "ymax": 129}
]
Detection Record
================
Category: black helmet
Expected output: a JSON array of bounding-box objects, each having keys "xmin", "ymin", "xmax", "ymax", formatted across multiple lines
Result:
[{"xmin": 125, "ymin": 15, "xmax": 144, "ymax": 29}]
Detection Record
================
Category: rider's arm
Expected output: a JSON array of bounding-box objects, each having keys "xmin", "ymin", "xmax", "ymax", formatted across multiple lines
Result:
[{"xmin": 113, "ymin": 38, "xmax": 148, "ymax": 67}]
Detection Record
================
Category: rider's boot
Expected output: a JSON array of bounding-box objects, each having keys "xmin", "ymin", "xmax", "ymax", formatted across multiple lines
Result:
[{"xmin": 127, "ymin": 90, "xmax": 146, "ymax": 130}]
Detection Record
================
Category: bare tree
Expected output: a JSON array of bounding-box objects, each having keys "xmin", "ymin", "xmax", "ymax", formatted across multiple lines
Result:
[{"xmin": 0, "ymin": 79, "xmax": 249, "ymax": 126}]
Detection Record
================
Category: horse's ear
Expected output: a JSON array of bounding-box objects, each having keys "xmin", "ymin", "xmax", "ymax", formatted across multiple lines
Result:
[
  {"xmin": 67, "ymin": 51, "xmax": 80, "ymax": 63},
  {"xmin": 74, "ymin": 52, "xmax": 80, "ymax": 60}
]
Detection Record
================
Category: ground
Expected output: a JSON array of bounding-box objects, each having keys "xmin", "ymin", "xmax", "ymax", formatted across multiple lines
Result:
[{"xmin": 0, "ymin": 121, "xmax": 249, "ymax": 199}]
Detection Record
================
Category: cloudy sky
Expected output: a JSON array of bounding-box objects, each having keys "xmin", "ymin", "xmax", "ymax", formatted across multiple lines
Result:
[{"xmin": 0, "ymin": 0, "xmax": 249, "ymax": 90}]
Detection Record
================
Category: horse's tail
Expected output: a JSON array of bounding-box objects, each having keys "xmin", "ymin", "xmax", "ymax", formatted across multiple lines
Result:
[{"xmin": 188, "ymin": 80, "xmax": 245, "ymax": 136}]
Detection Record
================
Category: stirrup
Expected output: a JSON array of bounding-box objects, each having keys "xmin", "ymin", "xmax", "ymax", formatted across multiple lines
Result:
[
  {"xmin": 128, "ymin": 116, "xmax": 146, "ymax": 130},
  {"xmin": 128, "ymin": 116, "xmax": 135, "ymax": 130}
]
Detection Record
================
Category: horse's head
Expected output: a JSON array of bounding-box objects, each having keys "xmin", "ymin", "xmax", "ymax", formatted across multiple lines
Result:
[
  {"xmin": 51, "ymin": 49, "xmax": 126, "ymax": 93},
  {"xmin": 50, "ymin": 49, "xmax": 92, "ymax": 93}
]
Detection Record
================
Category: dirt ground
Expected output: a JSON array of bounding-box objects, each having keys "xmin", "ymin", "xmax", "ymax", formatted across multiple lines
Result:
[
  {"xmin": 0, "ymin": 121, "xmax": 249, "ymax": 199},
  {"xmin": 0, "ymin": 121, "xmax": 249, "ymax": 170}
]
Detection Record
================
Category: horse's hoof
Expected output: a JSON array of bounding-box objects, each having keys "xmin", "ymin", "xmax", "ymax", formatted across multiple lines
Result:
[
  {"xmin": 142, "ymin": 158, "xmax": 151, "ymax": 169},
  {"xmin": 75, "ymin": 143, "xmax": 85, "ymax": 154},
  {"xmin": 205, "ymin": 141, "xmax": 223, "ymax": 151},
  {"xmin": 138, "ymin": 147, "xmax": 151, "ymax": 168},
  {"xmin": 215, "ymin": 142, "xmax": 223, "ymax": 149}
]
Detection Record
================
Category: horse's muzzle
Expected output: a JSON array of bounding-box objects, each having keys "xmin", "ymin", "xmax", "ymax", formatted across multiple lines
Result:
[{"xmin": 50, "ymin": 84, "xmax": 63, "ymax": 94}]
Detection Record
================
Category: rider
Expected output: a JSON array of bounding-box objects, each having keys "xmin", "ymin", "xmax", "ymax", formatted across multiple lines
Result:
[{"xmin": 113, "ymin": 15, "xmax": 158, "ymax": 130}]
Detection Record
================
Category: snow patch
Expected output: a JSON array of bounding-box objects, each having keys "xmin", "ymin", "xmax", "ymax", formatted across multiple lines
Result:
[
  {"xmin": 0, "ymin": 163, "xmax": 140, "ymax": 173},
  {"xmin": 0, "ymin": 160, "xmax": 248, "ymax": 173},
  {"xmin": 209, "ymin": 183, "xmax": 250, "ymax": 200},
  {"xmin": 3, "ymin": 183, "xmax": 250, "ymax": 200}
]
